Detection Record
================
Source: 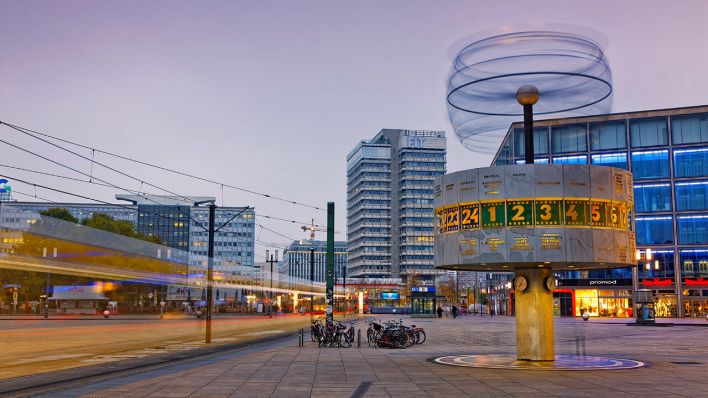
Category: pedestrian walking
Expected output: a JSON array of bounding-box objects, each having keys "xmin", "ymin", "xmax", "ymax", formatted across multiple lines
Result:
[
  {"xmin": 452, "ymin": 305, "xmax": 459, "ymax": 318},
  {"xmin": 437, "ymin": 305, "xmax": 443, "ymax": 318}
]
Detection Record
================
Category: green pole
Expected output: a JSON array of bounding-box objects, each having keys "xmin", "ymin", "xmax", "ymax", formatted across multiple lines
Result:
[{"xmin": 325, "ymin": 202, "xmax": 335, "ymax": 328}]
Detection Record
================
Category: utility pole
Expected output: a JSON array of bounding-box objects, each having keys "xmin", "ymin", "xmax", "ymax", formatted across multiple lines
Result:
[
  {"xmin": 205, "ymin": 203, "xmax": 216, "ymax": 344},
  {"xmin": 265, "ymin": 250, "xmax": 279, "ymax": 305},
  {"xmin": 310, "ymin": 246, "xmax": 315, "ymax": 324}
]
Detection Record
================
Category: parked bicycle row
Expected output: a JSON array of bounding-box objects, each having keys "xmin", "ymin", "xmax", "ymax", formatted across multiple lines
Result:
[
  {"xmin": 310, "ymin": 317, "xmax": 355, "ymax": 348},
  {"xmin": 366, "ymin": 318, "xmax": 426, "ymax": 348}
]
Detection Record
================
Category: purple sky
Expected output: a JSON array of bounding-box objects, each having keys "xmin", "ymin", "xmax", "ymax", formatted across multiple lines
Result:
[{"xmin": 1, "ymin": 0, "xmax": 707, "ymax": 257}]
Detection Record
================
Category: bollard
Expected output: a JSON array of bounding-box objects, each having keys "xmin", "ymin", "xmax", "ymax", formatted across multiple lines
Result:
[{"xmin": 357, "ymin": 328, "xmax": 361, "ymax": 348}]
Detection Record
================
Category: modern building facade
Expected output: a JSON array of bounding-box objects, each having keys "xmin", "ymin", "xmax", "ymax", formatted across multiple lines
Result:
[
  {"xmin": 492, "ymin": 105, "xmax": 708, "ymax": 318},
  {"xmin": 0, "ymin": 194, "xmax": 256, "ymax": 272},
  {"xmin": 282, "ymin": 240, "xmax": 347, "ymax": 284},
  {"xmin": 347, "ymin": 129, "xmax": 446, "ymax": 283}
]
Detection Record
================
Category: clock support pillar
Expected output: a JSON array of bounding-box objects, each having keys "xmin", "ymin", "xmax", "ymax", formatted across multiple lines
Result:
[{"xmin": 514, "ymin": 268, "xmax": 554, "ymax": 361}]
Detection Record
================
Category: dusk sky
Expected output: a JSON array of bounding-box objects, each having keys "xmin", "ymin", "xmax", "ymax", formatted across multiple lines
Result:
[{"xmin": 1, "ymin": 0, "xmax": 708, "ymax": 258}]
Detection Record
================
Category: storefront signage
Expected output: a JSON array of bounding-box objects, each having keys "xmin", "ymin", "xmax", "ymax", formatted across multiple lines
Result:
[
  {"xmin": 684, "ymin": 278, "xmax": 708, "ymax": 286},
  {"xmin": 556, "ymin": 279, "xmax": 632, "ymax": 287},
  {"xmin": 381, "ymin": 292, "xmax": 399, "ymax": 300},
  {"xmin": 641, "ymin": 278, "xmax": 673, "ymax": 287},
  {"xmin": 411, "ymin": 286, "xmax": 435, "ymax": 293}
]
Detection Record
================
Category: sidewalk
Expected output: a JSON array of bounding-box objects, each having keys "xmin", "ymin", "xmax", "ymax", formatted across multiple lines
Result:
[{"xmin": 16, "ymin": 315, "xmax": 708, "ymax": 398}]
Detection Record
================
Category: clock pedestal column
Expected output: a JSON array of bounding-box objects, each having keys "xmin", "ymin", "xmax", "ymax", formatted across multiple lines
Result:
[{"xmin": 514, "ymin": 268, "xmax": 554, "ymax": 361}]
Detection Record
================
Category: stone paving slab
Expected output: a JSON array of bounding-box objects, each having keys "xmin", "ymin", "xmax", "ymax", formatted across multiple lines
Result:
[{"xmin": 20, "ymin": 316, "xmax": 708, "ymax": 398}]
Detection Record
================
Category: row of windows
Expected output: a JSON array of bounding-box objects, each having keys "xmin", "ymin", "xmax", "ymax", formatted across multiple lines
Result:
[
  {"xmin": 636, "ymin": 215, "xmax": 708, "ymax": 245},
  {"xmin": 192, "ymin": 250, "xmax": 252, "ymax": 257},
  {"xmin": 511, "ymin": 113, "xmax": 708, "ymax": 156},
  {"xmin": 635, "ymin": 181, "xmax": 708, "ymax": 212},
  {"xmin": 511, "ymin": 147, "xmax": 708, "ymax": 180}
]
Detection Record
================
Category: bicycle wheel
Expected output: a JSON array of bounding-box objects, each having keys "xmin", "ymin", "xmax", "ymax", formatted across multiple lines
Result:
[
  {"xmin": 338, "ymin": 333, "xmax": 352, "ymax": 348},
  {"xmin": 416, "ymin": 330, "xmax": 426, "ymax": 344}
]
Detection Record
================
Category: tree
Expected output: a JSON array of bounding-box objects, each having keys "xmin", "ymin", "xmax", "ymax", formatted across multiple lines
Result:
[
  {"xmin": 40, "ymin": 208, "xmax": 78, "ymax": 223},
  {"xmin": 81, "ymin": 213, "xmax": 162, "ymax": 244},
  {"xmin": 436, "ymin": 275, "xmax": 457, "ymax": 303}
]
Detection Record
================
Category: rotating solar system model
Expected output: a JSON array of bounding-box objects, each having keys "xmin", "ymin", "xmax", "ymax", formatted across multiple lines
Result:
[{"xmin": 433, "ymin": 30, "xmax": 644, "ymax": 370}]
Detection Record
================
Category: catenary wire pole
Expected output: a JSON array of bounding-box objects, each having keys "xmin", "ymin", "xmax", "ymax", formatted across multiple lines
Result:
[{"xmin": 206, "ymin": 203, "xmax": 216, "ymax": 344}]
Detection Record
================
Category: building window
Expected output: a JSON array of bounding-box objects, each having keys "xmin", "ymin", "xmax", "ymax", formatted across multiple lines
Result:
[
  {"xmin": 638, "ymin": 250, "xmax": 675, "ymax": 279},
  {"xmin": 635, "ymin": 216, "xmax": 673, "ymax": 245},
  {"xmin": 634, "ymin": 183, "xmax": 672, "ymax": 213},
  {"xmin": 672, "ymin": 113, "xmax": 708, "ymax": 145},
  {"xmin": 514, "ymin": 127, "xmax": 549, "ymax": 157},
  {"xmin": 551, "ymin": 124, "xmax": 587, "ymax": 153},
  {"xmin": 673, "ymin": 148, "xmax": 708, "ymax": 178},
  {"xmin": 631, "ymin": 150, "xmax": 669, "ymax": 179},
  {"xmin": 630, "ymin": 118, "xmax": 668, "ymax": 147},
  {"xmin": 591, "ymin": 152, "xmax": 628, "ymax": 170},
  {"xmin": 677, "ymin": 215, "xmax": 708, "ymax": 245},
  {"xmin": 679, "ymin": 249, "xmax": 708, "ymax": 278},
  {"xmin": 590, "ymin": 121, "xmax": 627, "ymax": 150},
  {"xmin": 552, "ymin": 155, "xmax": 587, "ymax": 164},
  {"xmin": 515, "ymin": 158, "xmax": 549, "ymax": 164},
  {"xmin": 675, "ymin": 181, "xmax": 708, "ymax": 211}
]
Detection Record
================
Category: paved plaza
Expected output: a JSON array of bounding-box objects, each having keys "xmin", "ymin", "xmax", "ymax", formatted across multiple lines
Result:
[{"xmin": 6, "ymin": 315, "xmax": 706, "ymax": 398}]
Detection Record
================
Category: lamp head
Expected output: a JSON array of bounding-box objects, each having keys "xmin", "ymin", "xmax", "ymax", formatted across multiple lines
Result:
[{"xmin": 516, "ymin": 84, "xmax": 540, "ymax": 106}]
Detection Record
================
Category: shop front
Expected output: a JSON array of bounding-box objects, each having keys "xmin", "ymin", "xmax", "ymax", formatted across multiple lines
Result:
[
  {"xmin": 557, "ymin": 278, "xmax": 633, "ymax": 318},
  {"xmin": 639, "ymin": 278, "xmax": 678, "ymax": 317}
]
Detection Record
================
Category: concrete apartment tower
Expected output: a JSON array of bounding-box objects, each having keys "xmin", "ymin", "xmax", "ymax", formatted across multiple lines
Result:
[{"xmin": 346, "ymin": 129, "xmax": 446, "ymax": 284}]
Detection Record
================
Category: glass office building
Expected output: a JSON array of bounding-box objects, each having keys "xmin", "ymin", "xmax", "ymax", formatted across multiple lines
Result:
[
  {"xmin": 492, "ymin": 105, "xmax": 708, "ymax": 318},
  {"xmin": 282, "ymin": 240, "xmax": 348, "ymax": 283},
  {"xmin": 347, "ymin": 129, "xmax": 446, "ymax": 283}
]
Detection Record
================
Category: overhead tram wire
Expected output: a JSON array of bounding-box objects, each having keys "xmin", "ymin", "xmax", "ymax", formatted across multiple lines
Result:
[
  {"xmin": 0, "ymin": 136, "xmax": 210, "ymax": 231},
  {"xmin": 0, "ymin": 164, "xmax": 320, "ymax": 227},
  {"xmin": 1, "ymin": 122, "xmax": 200, "ymax": 207},
  {"xmin": 0, "ymin": 174, "xmax": 256, "ymax": 237},
  {"xmin": 0, "ymin": 121, "xmax": 324, "ymax": 212}
]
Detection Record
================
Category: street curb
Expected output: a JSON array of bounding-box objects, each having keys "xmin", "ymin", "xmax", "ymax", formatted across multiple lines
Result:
[{"xmin": 0, "ymin": 329, "xmax": 300, "ymax": 397}]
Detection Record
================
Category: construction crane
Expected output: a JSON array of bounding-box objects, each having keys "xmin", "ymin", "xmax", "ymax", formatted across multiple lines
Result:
[{"xmin": 301, "ymin": 219, "xmax": 340, "ymax": 241}]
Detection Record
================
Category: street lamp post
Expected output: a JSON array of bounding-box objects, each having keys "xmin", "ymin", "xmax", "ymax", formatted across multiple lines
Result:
[{"xmin": 516, "ymin": 84, "xmax": 540, "ymax": 165}]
